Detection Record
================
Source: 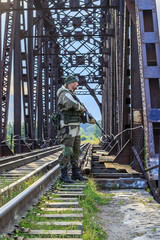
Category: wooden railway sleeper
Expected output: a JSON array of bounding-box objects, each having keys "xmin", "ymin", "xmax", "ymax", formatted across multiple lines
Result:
[{"xmin": 8, "ymin": 182, "xmax": 86, "ymax": 240}]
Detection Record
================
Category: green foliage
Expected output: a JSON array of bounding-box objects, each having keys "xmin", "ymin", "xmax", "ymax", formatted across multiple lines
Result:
[
  {"xmin": 93, "ymin": 120, "xmax": 102, "ymax": 138},
  {"xmin": 148, "ymin": 197, "xmax": 153, "ymax": 203},
  {"xmin": 6, "ymin": 122, "xmax": 25, "ymax": 140},
  {"xmin": 118, "ymin": 201, "xmax": 125, "ymax": 206},
  {"xmin": 80, "ymin": 120, "xmax": 102, "ymax": 143},
  {"xmin": 7, "ymin": 122, "xmax": 13, "ymax": 137},
  {"xmin": 79, "ymin": 179, "xmax": 112, "ymax": 240},
  {"xmin": 81, "ymin": 135, "xmax": 88, "ymax": 141},
  {"xmin": 0, "ymin": 174, "xmax": 43, "ymax": 208},
  {"xmin": 7, "ymin": 179, "xmax": 112, "ymax": 240}
]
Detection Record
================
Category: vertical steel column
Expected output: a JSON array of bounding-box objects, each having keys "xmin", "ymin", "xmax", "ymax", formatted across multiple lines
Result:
[
  {"xmin": 112, "ymin": 10, "xmax": 118, "ymax": 136},
  {"xmin": 37, "ymin": 18, "xmax": 43, "ymax": 143},
  {"xmin": 119, "ymin": 0, "xmax": 124, "ymax": 138},
  {"xmin": 131, "ymin": 19, "xmax": 143, "ymax": 152},
  {"xmin": 1, "ymin": 0, "xmax": 15, "ymax": 141},
  {"xmin": 122, "ymin": 4, "xmax": 132, "ymax": 144},
  {"xmin": 14, "ymin": 0, "xmax": 21, "ymax": 153},
  {"xmin": 158, "ymin": 154, "xmax": 160, "ymax": 202},
  {"xmin": 42, "ymin": 31, "xmax": 49, "ymax": 140},
  {"xmin": 28, "ymin": 0, "xmax": 34, "ymax": 140},
  {"xmin": 134, "ymin": 0, "xmax": 160, "ymax": 180},
  {"xmin": 50, "ymin": 40, "xmax": 58, "ymax": 141},
  {"xmin": 37, "ymin": 55, "xmax": 43, "ymax": 143},
  {"xmin": 44, "ymin": 39, "xmax": 49, "ymax": 139},
  {"xmin": 0, "ymin": 0, "xmax": 2, "ymax": 155}
]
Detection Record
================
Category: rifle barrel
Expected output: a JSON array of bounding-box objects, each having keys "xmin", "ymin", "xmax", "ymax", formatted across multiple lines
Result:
[{"xmin": 74, "ymin": 94, "xmax": 108, "ymax": 136}]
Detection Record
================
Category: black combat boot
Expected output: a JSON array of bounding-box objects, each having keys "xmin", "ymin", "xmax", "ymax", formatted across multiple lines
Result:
[
  {"xmin": 60, "ymin": 166, "xmax": 75, "ymax": 183},
  {"xmin": 71, "ymin": 166, "xmax": 88, "ymax": 181}
]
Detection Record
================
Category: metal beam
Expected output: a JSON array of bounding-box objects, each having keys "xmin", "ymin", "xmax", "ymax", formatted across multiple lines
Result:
[
  {"xmin": 14, "ymin": 0, "xmax": 21, "ymax": 153},
  {"xmin": 0, "ymin": 0, "xmax": 2, "ymax": 154}
]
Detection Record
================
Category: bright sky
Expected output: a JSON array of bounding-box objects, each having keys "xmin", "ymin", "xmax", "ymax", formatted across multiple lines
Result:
[
  {"xmin": 156, "ymin": 0, "xmax": 160, "ymax": 23},
  {"xmin": 6, "ymin": 1, "xmax": 160, "ymax": 123}
]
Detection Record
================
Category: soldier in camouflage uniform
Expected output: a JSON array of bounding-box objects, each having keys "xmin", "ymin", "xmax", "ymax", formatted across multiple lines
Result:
[{"xmin": 57, "ymin": 75, "xmax": 96, "ymax": 183}]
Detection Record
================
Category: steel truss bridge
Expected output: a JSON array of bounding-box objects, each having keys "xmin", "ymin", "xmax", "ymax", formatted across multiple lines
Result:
[{"xmin": 0, "ymin": 0, "xmax": 160, "ymax": 183}]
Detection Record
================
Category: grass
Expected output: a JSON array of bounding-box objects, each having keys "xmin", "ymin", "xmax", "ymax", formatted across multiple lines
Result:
[
  {"xmin": 138, "ymin": 198, "xmax": 147, "ymax": 205},
  {"xmin": 118, "ymin": 200, "xmax": 124, "ymax": 206},
  {"xmin": 81, "ymin": 138, "xmax": 100, "ymax": 145},
  {"xmin": 0, "ymin": 172, "xmax": 21, "ymax": 190},
  {"xmin": 79, "ymin": 179, "xmax": 113, "ymax": 240},
  {"xmin": 0, "ymin": 174, "xmax": 43, "ymax": 208},
  {"xmin": 3, "ymin": 179, "xmax": 113, "ymax": 240},
  {"xmin": 148, "ymin": 197, "xmax": 153, "ymax": 203}
]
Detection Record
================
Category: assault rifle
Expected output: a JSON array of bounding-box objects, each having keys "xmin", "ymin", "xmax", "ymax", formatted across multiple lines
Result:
[{"xmin": 73, "ymin": 95, "xmax": 109, "ymax": 137}]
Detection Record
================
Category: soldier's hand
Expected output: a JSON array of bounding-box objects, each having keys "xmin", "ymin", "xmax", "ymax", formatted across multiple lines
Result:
[
  {"xmin": 80, "ymin": 106, "xmax": 86, "ymax": 113},
  {"xmin": 89, "ymin": 118, "xmax": 96, "ymax": 124}
]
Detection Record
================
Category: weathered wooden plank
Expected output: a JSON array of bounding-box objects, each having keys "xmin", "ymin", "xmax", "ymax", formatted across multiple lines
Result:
[
  {"xmin": 92, "ymin": 173, "xmax": 141, "ymax": 178},
  {"xmin": 45, "ymin": 202, "xmax": 79, "ymax": 208},
  {"xmin": 99, "ymin": 155, "xmax": 116, "ymax": 162},
  {"xmin": 61, "ymin": 185, "xmax": 86, "ymax": 188},
  {"xmin": 58, "ymin": 188, "xmax": 84, "ymax": 191},
  {"xmin": 36, "ymin": 221, "xmax": 82, "ymax": 226},
  {"xmin": 38, "ymin": 213, "xmax": 83, "ymax": 218},
  {"xmin": 104, "ymin": 163, "xmax": 115, "ymax": 169},
  {"xmin": 40, "ymin": 207, "xmax": 82, "ymax": 212},
  {"xmin": 23, "ymin": 238, "xmax": 83, "ymax": 240},
  {"xmin": 52, "ymin": 193, "xmax": 85, "ymax": 197},
  {"xmin": 48, "ymin": 197, "xmax": 78, "ymax": 201},
  {"xmin": 113, "ymin": 163, "xmax": 139, "ymax": 174},
  {"xmin": 25, "ymin": 229, "xmax": 82, "ymax": 235},
  {"xmin": 96, "ymin": 150, "xmax": 107, "ymax": 154}
]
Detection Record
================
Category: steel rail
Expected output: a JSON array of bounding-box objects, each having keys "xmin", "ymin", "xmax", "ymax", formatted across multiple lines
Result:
[
  {"xmin": 0, "ymin": 143, "xmax": 88, "ymax": 198},
  {"xmin": 0, "ymin": 145, "xmax": 61, "ymax": 164},
  {"xmin": 0, "ymin": 164, "xmax": 60, "ymax": 234},
  {"xmin": 0, "ymin": 143, "xmax": 89, "ymax": 235},
  {"xmin": 0, "ymin": 157, "xmax": 59, "ymax": 197},
  {"xmin": 0, "ymin": 146, "xmax": 62, "ymax": 173}
]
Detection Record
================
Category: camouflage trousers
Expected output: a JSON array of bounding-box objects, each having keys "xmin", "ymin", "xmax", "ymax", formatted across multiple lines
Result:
[{"xmin": 59, "ymin": 125, "xmax": 81, "ymax": 167}]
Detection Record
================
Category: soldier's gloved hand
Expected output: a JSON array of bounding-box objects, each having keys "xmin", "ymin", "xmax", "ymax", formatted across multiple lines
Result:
[
  {"xmin": 80, "ymin": 106, "xmax": 86, "ymax": 113},
  {"xmin": 89, "ymin": 118, "xmax": 96, "ymax": 124}
]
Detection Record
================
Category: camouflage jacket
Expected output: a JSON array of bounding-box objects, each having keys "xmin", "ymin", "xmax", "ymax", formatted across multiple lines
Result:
[{"xmin": 57, "ymin": 85, "xmax": 82, "ymax": 127}]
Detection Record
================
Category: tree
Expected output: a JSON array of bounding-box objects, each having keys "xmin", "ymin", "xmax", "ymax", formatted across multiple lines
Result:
[
  {"xmin": 81, "ymin": 135, "xmax": 88, "ymax": 141},
  {"xmin": 93, "ymin": 120, "xmax": 101, "ymax": 138},
  {"xmin": 7, "ymin": 122, "xmax": 13, "ymax": 139}
]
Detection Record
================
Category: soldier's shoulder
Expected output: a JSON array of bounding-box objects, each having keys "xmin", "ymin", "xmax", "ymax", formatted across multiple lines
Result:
[{"xmin": 57, "ymin": 86, "xmax": 69, "ymax": 97}]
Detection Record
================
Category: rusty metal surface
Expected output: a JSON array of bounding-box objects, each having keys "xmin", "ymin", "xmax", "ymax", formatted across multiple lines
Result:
[
  {"xmin": 0, "ymin": 146, "xmax": 62, "ymax": 173},
  {"xmin": 0, "ymin": 143, "xmax": 88, "ymax": 235},
  {"xmin": 0, "ymin": 155, "xmax": 59, "ymax": 195},
  {"xmin": 0, "ymin": 164, "xmax": 60, "ymax": 234},
  {"xmin": 0, "ymin": 0, "xmax": 160, "ymax": 186},
  {"xmin": 134, "ymin": 0, "xmax": 160, "ymax": 180},
  {"xmin": 0, "ymin": 145, "xmax": 61, "ymax": 164}
]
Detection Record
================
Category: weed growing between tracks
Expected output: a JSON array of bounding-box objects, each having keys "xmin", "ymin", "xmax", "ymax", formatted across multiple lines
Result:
[
  {"xmin": 79, "ymin": 179, "xmax": 113, "ymax": 240},
  {"xmin": 1, "ymin": 179, "xmax": 113, "ymax": 240},
  {"xmin": 0, "ymin": 172, "xmax": 21, "ymax": 190},
  {"xmin": 0, "ymin": 174, "xmax": 43, "ymax": 208}
]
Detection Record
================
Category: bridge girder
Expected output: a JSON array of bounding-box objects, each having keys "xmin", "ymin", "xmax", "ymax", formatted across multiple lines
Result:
[{"xmin": 0, "ymin": 0, "xmax": 160, "ymax": 185}]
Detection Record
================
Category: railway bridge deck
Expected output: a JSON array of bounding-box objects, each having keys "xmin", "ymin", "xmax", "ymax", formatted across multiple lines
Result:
[
  {"xmin": 0, "ymin": 143, "xmax": 158, "ymax": 239},
  {"xmin": 1, "ymin": 0, "xmax": 160, "ymax": 238}
]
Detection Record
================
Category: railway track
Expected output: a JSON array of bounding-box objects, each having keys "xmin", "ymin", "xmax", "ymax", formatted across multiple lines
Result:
[
  {"xmin": 8, "ymin": 183, "xmax": 86, "ymax": 240},
  {"xmin": 0, "ymin": 142, "xmax": 147, "ymax": 238},
  {"xmin": 82, "ymin": 144, "xmax": 147, "ymax": 189},
  {"xmin": 0, "ymin": 145, "xmax": 63, "ymax": 174},
  {"xmin": 0, "ymin": 145, "xmax": 63, "ymax": 193},
  {"xmin": 0, "ymin": 143, "xmax": 88, "ymax": 236}
]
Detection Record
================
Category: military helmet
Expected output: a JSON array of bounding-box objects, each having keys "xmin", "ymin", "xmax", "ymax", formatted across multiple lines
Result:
[{"xmin": 64, "ymin": 75, "xmax": 78, "ymax": 85}]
